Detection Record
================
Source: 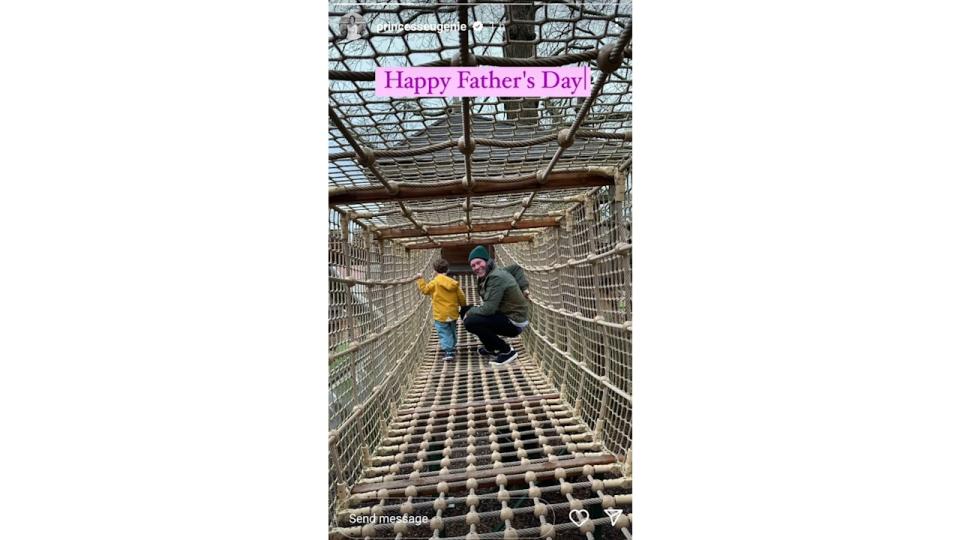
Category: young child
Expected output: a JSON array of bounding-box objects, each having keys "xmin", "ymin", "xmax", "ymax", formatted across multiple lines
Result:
[{"xmin": 416, "ymin": 259, "xmax": 467, "ymax": 361}]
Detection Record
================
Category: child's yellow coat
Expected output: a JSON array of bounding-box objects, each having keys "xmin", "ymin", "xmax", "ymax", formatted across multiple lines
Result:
[{"xmin": 417, "ymin": 274, "xmax": 467, "ymax": 322}]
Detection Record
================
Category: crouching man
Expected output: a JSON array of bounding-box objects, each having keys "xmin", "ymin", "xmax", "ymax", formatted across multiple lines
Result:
[{"xmin": 462, "ymin": 245, "xmax": 529, "ymax": 366}]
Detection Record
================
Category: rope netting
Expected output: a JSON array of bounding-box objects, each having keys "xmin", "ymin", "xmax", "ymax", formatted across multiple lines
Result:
[
  {"xmin": 499, "ymin": 177, "xmax": 632, "ymax": 462},
  {"xmin": 331, "ymin": 277, "xmax": 632, "ymax": 540},
  {"xmin": 329, "ymin": 208, "xmax": 441, "ymax": 518},
  {"xmin": 328, "ymin": 2, "xmax": 633, "ymax": 536},
  {"xmin": 329, "ymin": 1, "xmax": 632, "ymax": 249}
]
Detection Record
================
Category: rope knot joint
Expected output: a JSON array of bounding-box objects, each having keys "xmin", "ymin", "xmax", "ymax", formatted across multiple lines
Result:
[
  {"xmin": 356, "ymin": 146, "xmax": 377, "ymax": 167},
  {"xmin": 457, "ymin": 135, "xmax": 476, "ymax": 156},
  {"xmin": 597, "ymin": 44, "xmax": 624, "ymax": 74}
]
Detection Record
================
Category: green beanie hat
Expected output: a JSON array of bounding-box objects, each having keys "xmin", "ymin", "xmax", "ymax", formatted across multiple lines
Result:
[{"xmin": 468, "ymin": 245, "xmax": 490, "ymax": 262}]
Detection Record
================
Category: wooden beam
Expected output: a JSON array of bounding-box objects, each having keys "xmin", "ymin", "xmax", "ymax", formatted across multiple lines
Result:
[
  {"xmin": 404, "ymin": 235, "xmax": 533, "ymax": 250},
  {"xmin": 328, "ymin": 169, "xmax": 615, "ymax": 205},
  {"xmin": 378, "ymin": 217, "xmax": 558, "ymax": 239}
]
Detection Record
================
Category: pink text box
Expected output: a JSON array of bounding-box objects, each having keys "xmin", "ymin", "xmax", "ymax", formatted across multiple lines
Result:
[{"xmin": 375, "ymin": 66, "xmax": 592, "ymax": 98}]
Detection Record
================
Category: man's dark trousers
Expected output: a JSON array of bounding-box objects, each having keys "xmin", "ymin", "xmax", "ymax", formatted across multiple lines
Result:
[{"xmin": 463, "ymin": 312, "xmax": 521, "ymax": 353}]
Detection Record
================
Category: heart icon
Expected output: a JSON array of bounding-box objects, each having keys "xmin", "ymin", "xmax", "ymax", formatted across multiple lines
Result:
[{"xmin": 568, "ymin": 508, "xmax": 590, "ymax": 527}]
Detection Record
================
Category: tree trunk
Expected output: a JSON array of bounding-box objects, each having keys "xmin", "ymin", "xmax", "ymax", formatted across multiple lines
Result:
[{"xmin": 503, "ymin": 2, "xmax": 539, "ymax": 126}]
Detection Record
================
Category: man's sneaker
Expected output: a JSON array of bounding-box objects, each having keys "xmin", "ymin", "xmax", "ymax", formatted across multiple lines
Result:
[
  {"xmin": 490, "ymin": 348, "xmax": 518, "ymax": 366},
  {"xmin": 442, "ymin": 352, "xmax": 455, "ymax": 361},
  {"xmin": 477, "ymin": 346, "xmax": 496, "ymax": 357}
]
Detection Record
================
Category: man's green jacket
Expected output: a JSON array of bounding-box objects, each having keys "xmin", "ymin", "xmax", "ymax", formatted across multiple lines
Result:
[{"xmin": 466, "ymin": 264, "xmax": 529, "ymax": 322}]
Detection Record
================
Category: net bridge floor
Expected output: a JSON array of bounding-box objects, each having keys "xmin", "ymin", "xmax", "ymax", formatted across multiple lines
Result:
[{"xmin": 331, "ymin": 274, "xmax": 633, "ymax": 540}]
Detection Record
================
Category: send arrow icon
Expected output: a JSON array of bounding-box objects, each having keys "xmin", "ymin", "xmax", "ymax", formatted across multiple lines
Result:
[{"xmin": 603, "ymin": 508, "xmax": 623, "ymax": 526}]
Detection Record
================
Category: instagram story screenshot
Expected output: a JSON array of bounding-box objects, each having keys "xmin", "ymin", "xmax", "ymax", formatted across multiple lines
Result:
[{"xmin": 327, "ymin": 2, "xmax": 632, "ymax": 538}]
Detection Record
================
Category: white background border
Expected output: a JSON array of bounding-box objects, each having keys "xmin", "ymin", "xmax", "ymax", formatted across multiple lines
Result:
[{"xmin": 2, "ymin": 1, "xmax": 959, "ymax": 538}]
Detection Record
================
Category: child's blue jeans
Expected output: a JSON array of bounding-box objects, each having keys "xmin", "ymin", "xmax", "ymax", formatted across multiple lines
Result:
[{"xmin": 434, "ymin": 320, "xmax": 457, "ymax": 354}]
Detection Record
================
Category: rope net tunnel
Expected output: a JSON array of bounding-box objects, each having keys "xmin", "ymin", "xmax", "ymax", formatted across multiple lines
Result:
[{"xmin": 329, "ymin": 3, "xmax": 632, "ymax": 538}]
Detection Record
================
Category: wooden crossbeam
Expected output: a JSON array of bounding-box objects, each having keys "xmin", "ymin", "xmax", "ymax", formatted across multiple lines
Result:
[
  {"xmin": 378, "ymin": 218, "xmax": 558, "ymax": 239},
  {"xmin": 328, "ymin": 169, "xmax": 615, "ymax": 205},
  {"xmin": 404, "ymin": 235, "xmax": 533, "ymax": 250}
]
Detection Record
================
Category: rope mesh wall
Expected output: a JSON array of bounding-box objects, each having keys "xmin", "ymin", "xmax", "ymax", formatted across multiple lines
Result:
[
  {"xmin": 499, "ymin": 177, "xmax": 632, "ymax": 462},
  {"xmin": 329, "ymin": 208, "xmax": 440, "ymax": 520}
]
